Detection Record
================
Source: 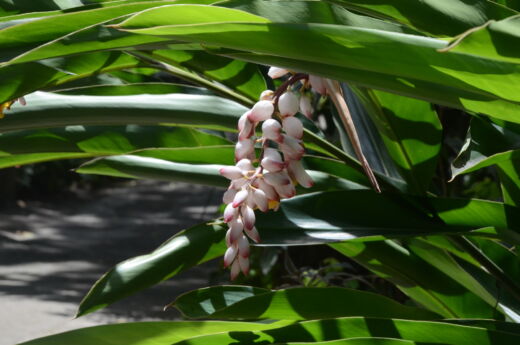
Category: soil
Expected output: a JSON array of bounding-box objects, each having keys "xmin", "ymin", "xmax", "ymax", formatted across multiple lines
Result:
[{"xmin": 0, "ymin": 180, "xmax": 224, "ymax": 345}]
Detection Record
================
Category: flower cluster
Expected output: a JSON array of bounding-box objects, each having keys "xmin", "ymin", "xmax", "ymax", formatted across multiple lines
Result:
[{"xmin": 219, "ymin": 67, "xmax": 324, "ymax": 279}]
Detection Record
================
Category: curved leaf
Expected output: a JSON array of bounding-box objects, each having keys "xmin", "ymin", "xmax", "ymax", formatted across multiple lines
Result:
[
  {"xmin": 1, "ymin": 91, "xmax": 247, "ymax": 132},
  {"xmin": 173, "ymin": 285, "xmax": 439, "ymax": 320}
]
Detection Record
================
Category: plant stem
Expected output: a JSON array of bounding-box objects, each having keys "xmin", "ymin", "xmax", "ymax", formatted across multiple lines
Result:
[{"xmin": 449, "ymin": 235, "xmax": 520, "ymax": 302}]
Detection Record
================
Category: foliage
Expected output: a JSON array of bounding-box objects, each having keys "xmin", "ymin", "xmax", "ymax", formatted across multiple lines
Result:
[{"xmin": 1, "ymin": 0, "xmax": 519, "ymax": 344}]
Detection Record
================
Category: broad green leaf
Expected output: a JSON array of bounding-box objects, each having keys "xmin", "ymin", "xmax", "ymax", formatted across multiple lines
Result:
[
  {"xmin": 325, "ymin": 0, "xmax": 517, "ymax": 36},
  {"xmin": 76, "ymin": 154, "xmax": 370, "ymax": 192},
  {"xmin": 0, "ymin": 0, "xmax": 217, "ymax": 63},
  {"xmin": 173, "ymin": 285, "xmax": 439, "ymax": 320},
  {"xmin": 117, "ymin": 19, "xmax": 520, "ymax": 123},
  {"xmin": 408, "ymin": 239, "xmax": 520, "ymax": 321},
  {"xmin": 355, "ymin": 88, "xmax": 442, "ymax": 193},
  {"xmin": 498, "ymin": 160, "xmax": 520, "ymax": 206},
  {"xmin": 77, "ymin": 222, "xmax": 227, "ymax": 316},
  {"xmin": 18, "ymin": 320, "xmax": 293, "ymax": 345},
  {"xmin": 171, "ymin": 317, "xmax": 520, "ymax": 345},
  {"xmin": 446, "ymin": 15, "xmax": 520, "ymax": 65},
  {"xmin": 1, "ymin": 91, "xmax": 247, "ymax": 132},
  {"xmin": 277, "ymin": 339, "xmax": 419, "ymax": 345},
  {"xmin": 0, "ymin": 51, "xmax": 144, "ymax": 104},
  {"xmin": 54, "ymin": 83, "xmax": 210, "ymax": 96},
  {"xmin": 0, "ymin": 125, "xmax": 231, "ymax": 168},
  {"xmin": 331, "ymin": 240, "xmax": 496, "ymax": 318},
  {"xmin": 76, "ymin": 155, "xmax": 229, "ymax": 186},
  {"xmin": 143, "ymin": 49, "xmax": 266, "ymax": 102}
]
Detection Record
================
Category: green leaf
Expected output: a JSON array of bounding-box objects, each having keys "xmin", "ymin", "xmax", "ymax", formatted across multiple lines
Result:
[
  {"xmin": 171, "ymin": 317, "xmax": 520, "ymax": 345},
  {"xmin": 173, "ymin": 285, "xmax": 439, "ymax": 320},
  {"xmin": 18, "ymin": 320, "xmax": 293, "ymax": 345},
  {"xmin": 117, "ymin": 17, "xmax": 520, "ymax": 123},
  {"xmin": 77, "ymin": 222, "xmax": 227, "ymax": 316},
  {"xmin": 0, "ymin": 51, "xmax": 143, "ymax": 104},
  {"xmin": 331, "ymin": 240, "xmax": 496, "ymax": 318},
  {"xmin": 1, "ymin": 91, "xmax": 247, "ymax": 132},
  {"xmin": 446, "ymin": 15, "xmax": 520, "ymax": 65},
  {"xmin": 355, "ymin": 88, "xmax": 442, "ymax": 193},
  {"xmin": 0, "ymin": 125, "xmax": 231, "ymax": 169},
  {"xmin": 325, "ymin": 0, "xmax": 517, "ymax": 36}
]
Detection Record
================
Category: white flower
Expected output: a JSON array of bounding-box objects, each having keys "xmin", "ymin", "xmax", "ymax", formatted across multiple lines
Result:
[
  {"xmin": 278, "ymin": 91, "xmax": 299, "ymax": 117},
  {"xmin": 248, "ymin": 100, "xmax": 274, "ymax": 122},
  {"xmin": 282, "ymin": 116, "xmax": 304, "ymax": 139},
  {"xmin": 268, "ymin": 66, "xmax": 289, "ymax": 79}
]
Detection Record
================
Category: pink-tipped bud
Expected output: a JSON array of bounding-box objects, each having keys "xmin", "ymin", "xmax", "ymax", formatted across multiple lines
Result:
[
  {"xmin": 248, "ymin": 100, "xmax": 274, "ymax": 122},
  {"xmin": 261, "ymin": 157, "xmax": 285, "ymax": 172},
  {"xmin": 257, "ymin": 179, "xmax": 279, "ymax": 201},
  {"xmin": 268, "ymin": 67, "xmax": 289, "ymax": 79},
  {"xmin": 228, "ymin": 219, "xmax": 244, "ymax": 243},
  {"xmin": 280, "ymin": 143, "xmax": 304, "ymax": 161},
  {"xmin": 299, "ymin": 94, "xmax": 313, "ymax": 118},
  {"xmin": 232, "ymin": 189, "xmax": 249, "ymax": 208},
  {"xmin": 224, "ymin": 203, "xmax": 237, "ymax": 223},
  {"xmin": 244, "ymin": 226, "xmax": 261, "ymax": 243},
  {"xmin": 223, "ymin": 188, "xmax": 237, "ymax": 204},
  {"xmin": 273, "ymin": 182, "xmax": 296, "ymax": 199},
  {"xmin": 220, "ymin": 166, "xmax": 243, "ymax": 180},
  {"xmin": 309, "ymin": 75, "xmax": 327, "ymax": 95},
  {"xmin": 235, "ymin": 139, "xmax": 254, "ymax": 161},
  {"xmin": 238, "ymin": 112, "xmax": 255, "ymax": 139},
  {"xmin": 263, "ymin": 171, "xmax": 291, "ymax": 187},
  {"xmin": 278, "ymin": 92, "xmax": 299, "ymax": 117},
  {"xmin": 260, "ymin": 90, "xmax": 274, "ymax": 100},
  {"xmin": 253, "ymin": 188, "xmax": 269, "ymax": 212},
  {"xmin": 238, "ymin": 254, "xmax": 250, "ymax": 275},
  {"xmin": 262, "ymin": 119, "xmax": 283, "ymax": 142},
  {"xmin": 283, "ymin": 116, "xmax": 304, "ymax": 139},
  {"xmin": 230, "ymin": 260, "xmax": 241, "ymax": 280},
  {"xmin": 225, "ymin": 229, "xmax": 232, "ymax": 247},
  {"xmin": 224, "ymin": 245, "xmax": 238, "ymax": 267},
  {"xmin": 231, "ymin": 177, "xmax": 248, "ymax": 190},
  {"xmin": 264, "ymin": 147, "xmax": 283, "ymax": 161},
  {"xmin": 238, "ymin": 235, "xmax": 250, "ymax": 257},
  {"xmin": 288, "ymin": 160, "xmax": 314, "ymax": 188},
  {"xmin": 241, "ymin": 205, "xmax": 256, "ymax": 230},
  {"xmin": 236, "ymin": 159, "xmax": 254, "ymax": 172}
]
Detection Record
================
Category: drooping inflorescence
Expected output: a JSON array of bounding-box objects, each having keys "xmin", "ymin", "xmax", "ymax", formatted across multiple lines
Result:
[{"xmin": 219, "ymin": 67, "xmax": 327, "ymax": 279}]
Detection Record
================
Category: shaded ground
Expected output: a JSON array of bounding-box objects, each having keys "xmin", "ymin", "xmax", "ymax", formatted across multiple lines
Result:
[{"xmin": 0, "ymin": 180, "xmax": 224, "ymax": 345}]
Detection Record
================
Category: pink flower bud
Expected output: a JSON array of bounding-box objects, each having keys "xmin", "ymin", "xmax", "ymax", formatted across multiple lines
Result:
[
  {"xmin": 244, "ymin": 226, "xmax": 261, "ymax": 243},
  {"xmin": 273, "ymin": 182, "xmax": 296, "ymax": 199},
  {"xmin": 268, "ymin": 67, "xmax": 289, "ymax": 79},
  {"xmin": 253, "ymin": 188, "xmax": 268, "ymax": 212},
  {"xmin": 262, "ymin": 119, "xmax": 283, "ymax": 142},
  {"xmin": 248, "ymin": 100, "xmax": 274, "ymax": 122},
  {"xmin": 264, "ymin": 147, "xmax": 283, "ymax": 161},
  {"xmin": 278, "ymin": 92, "xmax": 299, "ymax": 117},
  {"xmin": 235, "ymin": 139, "xmax": 254, "ymax": 161},
  {"xmin": 288, "ymin": 160, "xmax": 314, "ymax": 188},
  {"xmin": 264, "ymin": 171, "xmax": 291, "ymax": 187},
  {"xmin": 299, "ymin": 94, "xmax": 313, "ymax": 118},
  {"xmin": 232, "ymin": 189, "xmax": 249, "ymax": 208},
  {"xmin": 257, "ymin": 179, "xmax": 279, "ymax": 201},
  {"xmin": 238, "ymin": 112, "xmax": 254, "ymax": 139},
  {"xmin": 238, "ymin": 235, "xmax": 250, "ymax": 257},
  {"xmin": 241, "ymin": 205, "xmax": 256, "ymax": 230},
  {"xmin": 261, "ymin": 157, "xmax": 285, "ymax": 172},
  {"xmin": 228, "ymin": 219, "xmax": 244, "ymax": 243},
  {"xmin": 219, "ymin": 166, "xmax": 243, "ymax": 180},
  {"xmin": 230, "ymin": 260, "xmax": 241, "ymax": 280},
  {"xmin": 238, "ymin": 254, "xmax": 250, "ymax": 275},
  {"xmin": 225, "ymin": 229, "xmax": 232, "ymax": 246},
  {"xmin": 223, "ymin": 188, "xmax": 237, "ymax": 204},
  {"xmin": 224, "ymin": 203, "xmax": 237, "ymax": 223},
  {"xmin": 309, "ymin": 75, "xmax": 327, "ymax": 95},
  {"xmin": 236, "ymin": 159, "xmax": 254, "ymax": 172},
  {"xmin": 231, "ymin": 177, "xmax": 248, "ymax": 189},
  {"xmin": 260, "ymin": 90, "xmax": 274, "ymax": 100},
  {"xmin": 224, "ymin": 245, "xmax": 237, "ymax": 267},
  {"xmin": 283, "ymin": 116, "xmax": 303, "ymax": 139}
]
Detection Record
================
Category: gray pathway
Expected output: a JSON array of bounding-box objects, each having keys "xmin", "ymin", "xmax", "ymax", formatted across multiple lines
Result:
[{"xmin": 0, "ymin": 181, "xmax": 223, "ymax": 345}]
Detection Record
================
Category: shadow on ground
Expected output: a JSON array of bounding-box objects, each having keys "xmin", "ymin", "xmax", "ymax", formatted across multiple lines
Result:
[{"xmin": 0, "ymin": 181, "xmax": 224, "ymax": 344}]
